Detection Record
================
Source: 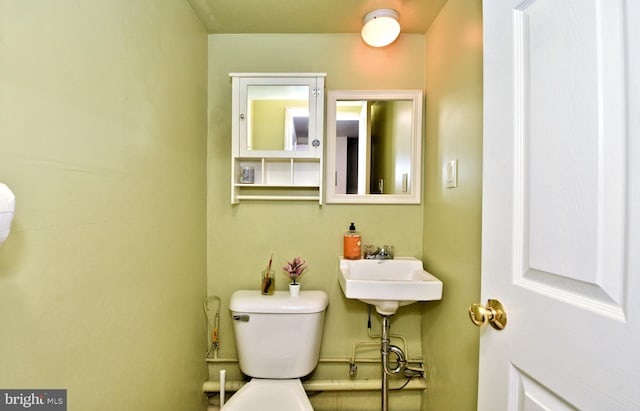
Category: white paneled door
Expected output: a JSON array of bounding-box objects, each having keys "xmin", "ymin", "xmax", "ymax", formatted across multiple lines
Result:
[{"xmin": 479, "ymin": 1, "xmax": 640, "ymax": 410}]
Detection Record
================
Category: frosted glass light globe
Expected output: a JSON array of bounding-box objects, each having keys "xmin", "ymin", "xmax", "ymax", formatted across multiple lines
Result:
[{"xmin": 361, "ymin": 9, "xmax": 401, "ymax": 47}]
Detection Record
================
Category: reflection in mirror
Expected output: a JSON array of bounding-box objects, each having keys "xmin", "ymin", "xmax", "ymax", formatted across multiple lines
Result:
[
  {"xmin": 247, "ymin": 85, "xmax": 309, "ymax": 151},
  {"xmin": 284, "ymin": 107, "xmax": 309, "ymax": 151},
  {"xmin": 335, "ymin": 100, "xmax": 412, "ymax": 195},
  {"xmin": 326, "ymin": 90, "xmax": 423, "ymax": 204}
]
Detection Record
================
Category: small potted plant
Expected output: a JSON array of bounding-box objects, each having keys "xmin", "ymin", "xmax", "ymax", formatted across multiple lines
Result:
[{"xmin": 283, "ymin": 256, "xmax": 307, "ymax": 296}]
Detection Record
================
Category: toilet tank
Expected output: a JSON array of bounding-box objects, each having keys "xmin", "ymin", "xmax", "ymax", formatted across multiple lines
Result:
[{"xmin": 230, "ymin": 290, "xmax": 329, "ymax": 379}]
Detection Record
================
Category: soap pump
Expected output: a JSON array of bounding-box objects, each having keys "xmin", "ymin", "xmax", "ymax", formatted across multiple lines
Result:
[{"xmin": 343, "ymin": 222, "xmax": 362, "ymax": 260}]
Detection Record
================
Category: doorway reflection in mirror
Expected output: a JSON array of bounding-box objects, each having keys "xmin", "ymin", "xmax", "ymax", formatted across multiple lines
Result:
[{"xmin": 334, "ymin": 100, "xmax": 412, "ymax": 195}]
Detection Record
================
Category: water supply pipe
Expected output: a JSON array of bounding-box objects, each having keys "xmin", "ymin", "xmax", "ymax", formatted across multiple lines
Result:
[
  {"xmin": 204, "ymin": 296, "xmax": 221, "ymax": 359},
  {"xmin": 219, "ymin": 369, "xmax": 226, "ymax": 407}
]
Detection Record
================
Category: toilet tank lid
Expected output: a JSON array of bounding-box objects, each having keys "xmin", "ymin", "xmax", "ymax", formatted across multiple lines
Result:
[{"xmin": 230, "ymin": 290, "xmax": 329, "ymax": 314}]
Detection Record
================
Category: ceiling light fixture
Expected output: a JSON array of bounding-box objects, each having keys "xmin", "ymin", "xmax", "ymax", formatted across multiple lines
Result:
[{"xmin": 361, "ymin": 9, "xmax": 401, "ymax": 47}]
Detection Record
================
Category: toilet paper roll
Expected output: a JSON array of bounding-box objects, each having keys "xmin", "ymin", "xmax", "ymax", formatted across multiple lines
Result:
[{"xmin": 0, "ymin": 183, "xmax": 16, "ymax": 245}]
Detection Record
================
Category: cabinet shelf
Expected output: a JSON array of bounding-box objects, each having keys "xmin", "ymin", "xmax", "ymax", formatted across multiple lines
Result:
[
  {"xmin": 231, "ymin": 157, "xmax": 322, "ymax": 204},
  {"xmin": 236, "ymin": 195, "xmax": 321, "ymax": 201},
  {"xmin": 234, "ymin": 183, "xmax": 320, "ymax": 188}
]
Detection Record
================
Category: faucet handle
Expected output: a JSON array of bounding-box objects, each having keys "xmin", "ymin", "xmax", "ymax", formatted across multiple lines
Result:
[
  {"xmin": 363, "ymin": 244, "xmax": 378, "ymax": 259},
  {"xmin": 380, "ymin": 245, "xmax": 394, "ymax": 259}
]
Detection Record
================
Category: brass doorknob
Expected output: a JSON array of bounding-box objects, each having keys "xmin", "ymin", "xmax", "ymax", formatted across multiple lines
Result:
[{"xmin": 468, "ymin": 299, "xmax": 507, "ymax": 330}]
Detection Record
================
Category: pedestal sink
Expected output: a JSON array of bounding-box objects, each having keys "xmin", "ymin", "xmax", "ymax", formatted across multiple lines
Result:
[{"xmin": 337, "ymin": 257, "xmax": 443, "ymax": 315}]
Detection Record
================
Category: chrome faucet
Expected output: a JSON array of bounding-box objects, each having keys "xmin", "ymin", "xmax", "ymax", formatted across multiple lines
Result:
[{"xmin": 363, "ymin": 245, "xmax": 394, "ymax": 259}]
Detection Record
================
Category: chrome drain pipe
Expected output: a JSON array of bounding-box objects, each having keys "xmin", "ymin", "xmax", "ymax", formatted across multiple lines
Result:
[{"xmin": 380, "ymin": 315, "xmax": 407, "ymax": 411}]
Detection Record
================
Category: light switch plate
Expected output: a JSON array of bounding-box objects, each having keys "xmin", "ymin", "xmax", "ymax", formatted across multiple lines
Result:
[{"xmin": 446, "ymin": 160, "xmax": 458, "ymax": 188}]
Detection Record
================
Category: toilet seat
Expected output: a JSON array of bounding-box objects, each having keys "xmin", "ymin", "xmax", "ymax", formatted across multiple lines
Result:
[{"xmin": 221, "ymin": 379, "xmax": 313, "ymax": 411}]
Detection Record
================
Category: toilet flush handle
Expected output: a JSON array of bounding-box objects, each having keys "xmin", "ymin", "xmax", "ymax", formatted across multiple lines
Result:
[{"xmin": 232, "ymin": 314, "xmax": 250, "ymax": 322}]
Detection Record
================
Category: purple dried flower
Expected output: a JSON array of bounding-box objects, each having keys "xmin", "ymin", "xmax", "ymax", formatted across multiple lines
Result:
[{"xmin": 283, "ymin": 256, "xmax": 307, "ymax": 285}]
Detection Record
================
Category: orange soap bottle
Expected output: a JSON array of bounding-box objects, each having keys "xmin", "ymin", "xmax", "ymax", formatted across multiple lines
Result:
[{"xmin": 343, "ymin": 222, "xmax": 362, "ymax": 260}]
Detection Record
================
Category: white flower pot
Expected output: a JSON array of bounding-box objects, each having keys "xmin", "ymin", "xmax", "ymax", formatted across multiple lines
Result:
[{"xmin": 289, "ymin": 283, "xmax": 300, "ymax": 297}]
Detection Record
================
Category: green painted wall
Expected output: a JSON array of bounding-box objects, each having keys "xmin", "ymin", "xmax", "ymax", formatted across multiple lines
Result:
[
  {"xmin": 0, "ymin": 1, "xmax": 208, "ymax": 410},
  {"xmin": 422, "ymin": 0, "xmax": 484, "ymax": 410},
  {"xmin": 208, "ymin": 34, "xmax": 428, "ymax": 410}
]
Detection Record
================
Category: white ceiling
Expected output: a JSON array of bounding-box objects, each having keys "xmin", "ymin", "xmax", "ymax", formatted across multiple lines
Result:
[{"xmin": 186, "ymin": 0, "xmax": 448, "ymax": 34}]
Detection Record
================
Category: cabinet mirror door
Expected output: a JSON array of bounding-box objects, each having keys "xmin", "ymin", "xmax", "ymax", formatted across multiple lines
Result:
[{"xmin": 234, "ymin": 75, "xmax": 324, "ymax": 158}]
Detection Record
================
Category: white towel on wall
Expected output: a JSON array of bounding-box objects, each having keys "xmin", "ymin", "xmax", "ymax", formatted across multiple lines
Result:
[{"xmin": 0, "ymin": 183, "xmax": 16, "ymax": 245}]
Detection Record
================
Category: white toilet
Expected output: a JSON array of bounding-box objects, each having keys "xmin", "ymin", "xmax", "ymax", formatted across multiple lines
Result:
[{"xmin": 222, "ymin": 290, "xmax": 329, "ymax": 411}]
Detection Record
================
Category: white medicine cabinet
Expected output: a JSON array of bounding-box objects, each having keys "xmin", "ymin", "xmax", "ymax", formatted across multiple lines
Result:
[{"xmin": 230, "ymin": 73, "xmax": 326, "ymax": 204}]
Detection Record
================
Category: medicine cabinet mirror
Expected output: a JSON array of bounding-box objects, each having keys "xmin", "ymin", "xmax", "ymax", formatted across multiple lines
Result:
[
  {"xmin": 233, "ymin": 73, "xmax": 325, "ymax": 158},
  {"xmin": 230, "ymin": 73, "xmax": 326, "ymax": 204},
  {"xmin": 325, "ymin": 90, "xmax": 423, "ymax": 204}
]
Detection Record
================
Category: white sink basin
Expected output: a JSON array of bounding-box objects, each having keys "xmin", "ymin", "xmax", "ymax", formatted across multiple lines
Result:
[{"xmin": 338, "ymin": 257, "xmax": 443, "ymax": 315}]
